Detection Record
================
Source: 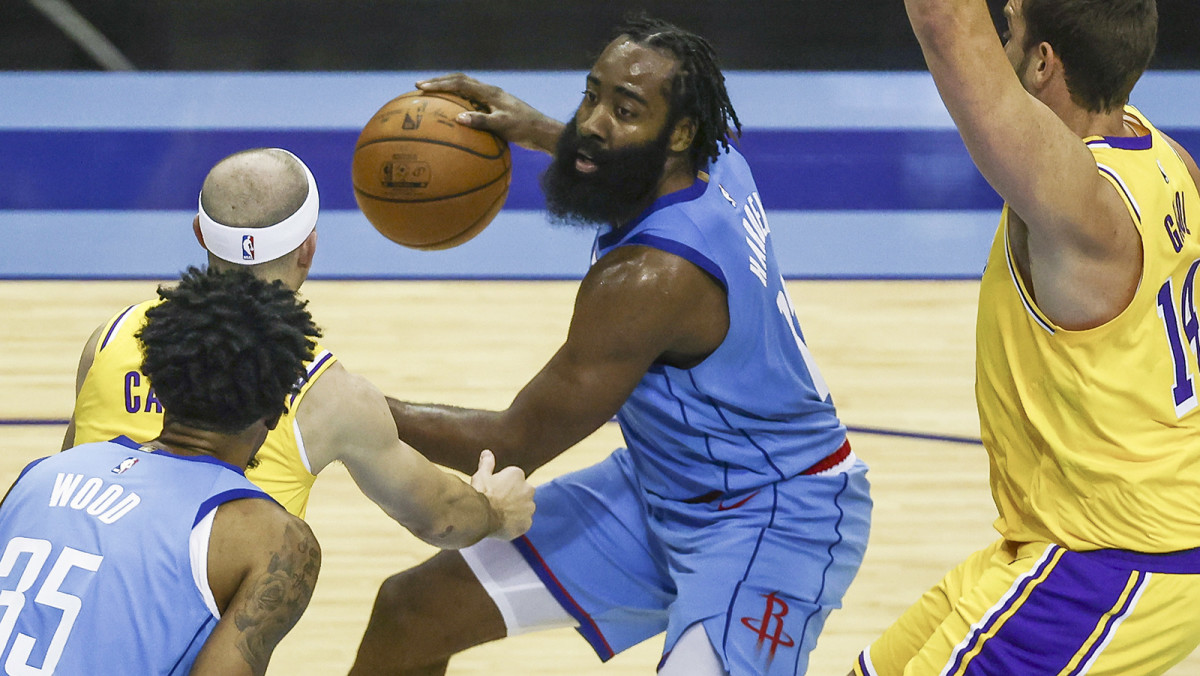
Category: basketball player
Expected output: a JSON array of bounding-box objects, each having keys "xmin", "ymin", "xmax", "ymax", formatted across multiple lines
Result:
[
  {"xmin": 349, "ymin": 15, "xmax": 872, "ymax": 676},
  {"xmin": 0, "ymin": 267, "xmax": 319, "ymax": 674},
  {"xmin": 63, "ymin": 148, "xmax": 534, "ymax": 547},
  {"xmin": 851, "ymin": 1, "xmax": 1200, "ymax": 674}
]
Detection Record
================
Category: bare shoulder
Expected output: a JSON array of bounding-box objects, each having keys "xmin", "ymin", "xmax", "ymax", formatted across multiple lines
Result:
[
  {"xmin": 294, "ymin": 362, "xmax": 395, "ymax": 471},
  {"xmin": 575, "ymin": 243, "xmax": 727, "ymax": 365}
]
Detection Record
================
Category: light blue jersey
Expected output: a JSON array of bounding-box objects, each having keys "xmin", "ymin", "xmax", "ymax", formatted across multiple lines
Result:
[
  {"xmin": 592, "ymin": 147, "xmax": 847, "ymax": 500},
  {"xmin": 0, "ymin": 436, "xmax": 273, "ymax": 675},
  {"xmin": 506, "ymin": 148, "xmax": 871, "ymax": 675}
]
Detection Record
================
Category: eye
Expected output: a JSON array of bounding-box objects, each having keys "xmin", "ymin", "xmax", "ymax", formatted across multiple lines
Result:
[
  {"xmin": 582, "ymin": 90, "xmax": 598, "ymax": 104},
  {"xmin": 616, "ymin": 106, "xmax": 635, "ymax": 119}
]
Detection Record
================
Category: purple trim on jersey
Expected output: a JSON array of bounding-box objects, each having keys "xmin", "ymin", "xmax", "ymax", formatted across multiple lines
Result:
[
  {"xmin": 622, "ymin": 233, "xmax": 728, "ymax": 291},
  {"xmin": 99, "ymin": 304, "xmax": 137, "ymax": 350},
  {"xmin": 794, "ymin": 472, "xmax": 851, "ymax": 672},
  {"xmin": 946, "ymin": 546, "xmax": 1060, "ymax": 674},
  {"xmin": 1080, "ymin": 545, "xmax": 1200, "ymax": 574},
  {"xmin": 721, "ymin": 483, "xmax": 780, "ymax": 655},
  {"xmin": 1096, "ymin": 165, "xmax": 1142, "ymax": 222},
  {"xmin": 192, "ymin": 488, "xmax": 275, "ymax": 528},
  {"xmin": 596, "ymin": 178, "xmax": 708, "ymax": 250},
  {"xmin": 1087, "ymin": 134, "xmax": 1153, "ymax": 151},
  {"xmin": 511, "ymin": 535, "xmax": 616, "ymax": 661},
  {"xmin": 290, "ymin": 350, "xmax": 334, "ymax": 404},
  {"xmin": 857, "ymin": 652, "xmax": 873, "ymax": 675}
]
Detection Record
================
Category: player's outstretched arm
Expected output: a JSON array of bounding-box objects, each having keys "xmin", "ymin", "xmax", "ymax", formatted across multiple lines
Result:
[
  {"xmin": 905, "ymin": 0, "xmax": 1140, "ymax": 327},
  {"xmin": 61, "ymin": 322, "xmax": 104, "ymax": 450},
  {"xmin": 387, "ymin": 244, "xmax": 728, "ymax": 476},
  {"xmin": 190, "ymin": 499, "xmax": 320, "ymax": 676},
  {"xmin": 416, "ymin": 73, "xmax": 564, "ymax": 154},
  {"xmin": 299, "ymin": 365, "xmax": 534, "ymax": 547}
]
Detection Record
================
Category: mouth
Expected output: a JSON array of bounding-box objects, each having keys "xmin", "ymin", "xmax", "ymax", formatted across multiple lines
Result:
[{"xmin": 574, "ymin": 150, "xmax": 598, "ymax": 174}]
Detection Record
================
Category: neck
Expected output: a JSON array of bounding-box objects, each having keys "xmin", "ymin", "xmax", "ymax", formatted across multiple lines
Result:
[
  {"xmin": 147, "ymin": 422, "xmax": 265, "ymax": 470},
  {"xmin": 1055, "ymin": 100, "xmax": 1130, "ymax": 140}
]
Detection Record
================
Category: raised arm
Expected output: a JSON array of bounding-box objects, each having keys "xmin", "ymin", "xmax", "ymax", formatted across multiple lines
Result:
[
  {"xmin": 416, "ymin": 73, "xmax": 565, "ymax": 154},
  {"xmin": 61, "ymin": 322, "xmax": 103, "ymax": 450},
  {"xmin": 387, "ymin": 245, "xmax": 729, "ymax": 476},
  {"xmin": 190, "ymin": 499, "xmax": 320, "ymax": 676},
  {"xmin": 298, "ymin": 365, "xmax": 534, "ymax": 546},
  {"xmin": 905, "ymin": 0, "xmax": 1141, "ymax": 326}
]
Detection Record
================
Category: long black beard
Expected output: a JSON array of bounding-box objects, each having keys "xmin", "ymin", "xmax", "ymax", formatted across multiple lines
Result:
[{"xmin": 540, "ymin": 120, "xmax": 673, "ymax": 228}]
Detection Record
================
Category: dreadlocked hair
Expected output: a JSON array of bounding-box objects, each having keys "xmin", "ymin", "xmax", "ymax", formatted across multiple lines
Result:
[
  {"xmin": 137, "ymin": 266, "xmax": 320, "ymax": 435},
  {"xmin": 614, "ymin": 13, "xmax": 742, "ymax": 168}
]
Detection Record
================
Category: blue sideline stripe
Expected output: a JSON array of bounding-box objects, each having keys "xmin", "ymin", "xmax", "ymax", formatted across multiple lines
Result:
[
  {"xmin": 2, "ymin": 72, "xmax": 1198, "ymax": 129},
  {"xmin": 0, "ymin": 209, "xmax": 996, "ymax": 279},
  {"xmin": 0, "ymin": 128, "xmax": 1000, "ymax": 211},
  {"xmin": 7, "ymin": 128, "xmax": 1199, "ymax": 212}
]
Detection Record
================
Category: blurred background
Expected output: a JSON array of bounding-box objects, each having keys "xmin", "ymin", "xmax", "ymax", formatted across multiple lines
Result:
[{"xmin": 5, "ymin": 0, "xmax": 1199, "ymax": 72}]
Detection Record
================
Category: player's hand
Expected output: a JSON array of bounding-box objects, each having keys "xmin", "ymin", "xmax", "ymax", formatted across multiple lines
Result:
[
  {"xmin": 416, "ymin": 73, "xmax": 564, "ymax": 154},
  {"xmin": 470, "ymin": 450, "xmax": 535, "ymax": 540}
]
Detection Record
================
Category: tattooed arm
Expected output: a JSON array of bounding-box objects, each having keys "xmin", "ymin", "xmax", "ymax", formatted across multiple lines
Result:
[{"xmin": 190, "ymin": 498, "xmax": 321, "ymax": 676}]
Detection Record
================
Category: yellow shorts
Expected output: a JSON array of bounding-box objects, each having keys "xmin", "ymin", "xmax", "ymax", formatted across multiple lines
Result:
[{"xmin": 853, "ymin": 539, "xmax": 1200, "ymax": 675}]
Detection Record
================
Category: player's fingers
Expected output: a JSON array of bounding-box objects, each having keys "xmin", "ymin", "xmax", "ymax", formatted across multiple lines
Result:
[
  {"xmin": 472, "ymin": 449, "xmax": 496, "ymax": 485},
  {"xmin": 417, "ymin": 73, "xmax": 491, "ymax": 101},
  {"xmin": 454, "ymin": 110, "xmax": 498, "ymax": 130}
]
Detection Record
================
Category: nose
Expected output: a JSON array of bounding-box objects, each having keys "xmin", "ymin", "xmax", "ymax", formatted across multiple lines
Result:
[{"xmin": 575, "ymin": 105, "xmax": 610, "ymax": 144}]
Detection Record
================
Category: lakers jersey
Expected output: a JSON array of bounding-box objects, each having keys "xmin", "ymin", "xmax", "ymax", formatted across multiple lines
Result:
[
  {"xmin": 72, "ymin": 300, "xmax": 337, "ymax": 518},
  {"xmin": 977, "ymin": 106, "xmax": 1200, "ymax": 552}
]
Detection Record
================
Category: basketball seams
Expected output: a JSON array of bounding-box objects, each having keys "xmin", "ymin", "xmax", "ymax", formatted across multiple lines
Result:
[
  {"xmin": 353, "ymin": 167, "xmax": 511, "ymax": 204},
  {"xmin": 354, "ymin": 136, "xmax": 508, "ymax": 161}
]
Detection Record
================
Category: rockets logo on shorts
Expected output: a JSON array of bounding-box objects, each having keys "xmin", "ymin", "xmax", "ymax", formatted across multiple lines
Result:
[
  {"xmin": 740, "ymin": 591, "xmax": 794, "ymax": 663},
  {"xmin": 242, "ymin": 235, "xmax": 255, "ymax": 260},
  {"xmin": 111, "ymin": 457, "xmax": 139, "ymax": 474}
]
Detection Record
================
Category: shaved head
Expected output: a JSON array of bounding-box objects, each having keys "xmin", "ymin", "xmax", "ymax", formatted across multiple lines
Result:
[{"xmin": 200, "ymin": 148, "xmax": 310, "ymax": 228}]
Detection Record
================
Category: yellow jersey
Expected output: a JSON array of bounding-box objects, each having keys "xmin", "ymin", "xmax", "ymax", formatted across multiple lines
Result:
[
  {"xmin": 72, "ymin": 299, "xmax": 337, "ymax": 518},
  {"xmin": 977, "ymin": 106, "xmax": 1200, "ymax": 552}
]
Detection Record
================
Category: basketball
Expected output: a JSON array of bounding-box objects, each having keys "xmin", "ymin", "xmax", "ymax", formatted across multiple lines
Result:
[{"xmin": 351, "ymin": 91, "xmax": 511, "ymax": 250}]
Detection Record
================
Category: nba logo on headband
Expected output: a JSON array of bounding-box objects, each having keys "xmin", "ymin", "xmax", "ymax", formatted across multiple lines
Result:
[{"xmin": 242, "ymin": 235, "xmax": 255, "ymax": 261}]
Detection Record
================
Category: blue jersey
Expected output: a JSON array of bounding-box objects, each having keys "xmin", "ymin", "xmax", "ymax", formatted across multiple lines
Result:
[
  {"xmin": 0, "ymin": 436, "xmax": 273, "ymax": 675},
  {"xmin": 592, "ymin": 147, "xmax": 847, "ymax": 500}
]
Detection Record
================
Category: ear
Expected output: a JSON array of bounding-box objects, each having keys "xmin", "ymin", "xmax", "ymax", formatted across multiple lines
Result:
[
  {"xmin": 1030, "ymin": 41, "xmax": 1058, "ymax": 89},
  {"xmin": 670, "ymin": 117, "xmax": 697, "ymax": 154},
  {"xmin": 192, "ymin": 216, "xmax": 207, "ymax": 249},
  {"xmin": 296, "ymin": 230, "xmax": 317, "ymax": 270}
]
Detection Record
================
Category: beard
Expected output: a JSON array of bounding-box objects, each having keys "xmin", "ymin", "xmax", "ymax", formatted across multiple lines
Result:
[{"xmin": 540, "ymin": 119, "xmax": 673, "ymax": 228}]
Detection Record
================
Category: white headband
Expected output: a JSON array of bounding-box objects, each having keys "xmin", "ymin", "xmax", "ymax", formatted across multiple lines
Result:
[{"xmin": 197, "ymin": 149, "xmax": 319, "ymax": 264}]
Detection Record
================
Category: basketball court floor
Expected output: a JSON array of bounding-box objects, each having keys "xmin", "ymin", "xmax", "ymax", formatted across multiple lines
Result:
[{"xmin": 3, "ymin": 278, "xmax": 1196, "ymax": 674}]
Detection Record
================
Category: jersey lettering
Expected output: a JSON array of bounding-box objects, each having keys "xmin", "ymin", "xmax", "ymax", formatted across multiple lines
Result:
[
  {"xmin": 742, "ymin": 192, "xmax": 771, "ymax": 287},
  {"xmin": 123, "ymin": 371, "xmax": 163, "ymax": 414},
  {"xmin": 0, "ymin": 538, "xmax": 102, "ymax": 675},
  {"xmin": 48, "ymin": 474, "xmax": 141, "ymax": 525}
]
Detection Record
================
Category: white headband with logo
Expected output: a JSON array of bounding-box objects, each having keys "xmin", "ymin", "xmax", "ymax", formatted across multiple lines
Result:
[{"xmin": 197, "ymin": 150, "xmax": 319, "ymax": 264}]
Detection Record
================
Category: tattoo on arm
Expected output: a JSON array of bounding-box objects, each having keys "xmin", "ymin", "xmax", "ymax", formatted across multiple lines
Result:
[{"xmin": 232, "ymin": 520, "xmax": 321, "ymax": 673}]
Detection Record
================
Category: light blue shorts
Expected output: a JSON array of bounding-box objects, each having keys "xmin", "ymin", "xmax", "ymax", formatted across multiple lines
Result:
[{"xmin": 513, "ymin": 446, "xmax": 872, "ymax": 675}]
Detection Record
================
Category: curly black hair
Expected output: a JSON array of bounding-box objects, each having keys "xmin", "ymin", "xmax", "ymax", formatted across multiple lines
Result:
[
  {"xmin": 614, "ymin": 13, "xmax": 742, "ymax": 169},
  {"xmin": 137, "ymin": 266, "xmax": 320, "ymax": 435}
]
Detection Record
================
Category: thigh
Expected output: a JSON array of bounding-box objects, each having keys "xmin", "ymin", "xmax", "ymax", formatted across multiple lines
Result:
[
  {"xmin": 516, "ymin": 448, "xmax": 675, "ymax": 660},
  {"xmin": 903, "ymin": 543, "xmax": 1200, "ymax": 676},
  {"xmin": 674, "ymin": 462, "xmax": 873, "ymax": 676},
  {"xmin": 856, "ymin": 539, "xmax": 1007, "ymax": 676}
]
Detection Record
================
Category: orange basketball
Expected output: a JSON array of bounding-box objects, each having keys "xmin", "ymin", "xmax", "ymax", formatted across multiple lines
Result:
[{"xmin": 351, "ymin": 91, "xmax": 511, "ymax": 250}]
